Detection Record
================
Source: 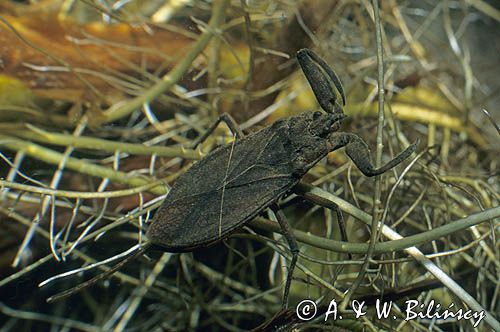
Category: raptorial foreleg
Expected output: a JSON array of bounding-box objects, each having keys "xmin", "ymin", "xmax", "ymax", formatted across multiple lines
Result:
[{"xmin": 328, "ymin": 133, "xmax": 417, "ymax": 176}]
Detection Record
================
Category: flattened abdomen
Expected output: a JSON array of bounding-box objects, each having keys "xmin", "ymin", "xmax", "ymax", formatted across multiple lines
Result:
[{"xmin": 147, "ymin": 125, "xmax": 300, "ymax": 251}]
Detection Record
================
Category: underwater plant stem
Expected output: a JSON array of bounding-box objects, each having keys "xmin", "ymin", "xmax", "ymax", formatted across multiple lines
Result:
[{"xmin": 98, "ymin": 0, "xmax": 230, "ymax": 125}]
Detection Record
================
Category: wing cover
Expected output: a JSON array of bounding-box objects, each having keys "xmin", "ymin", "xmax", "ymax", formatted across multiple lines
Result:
[{"xmin": 148, "ymin": 123, "xmax": 301, "ymax": 250}]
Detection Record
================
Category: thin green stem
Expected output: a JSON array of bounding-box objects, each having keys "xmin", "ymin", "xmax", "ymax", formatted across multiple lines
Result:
[
  {"xmin": 97, "ymin": 0, "xmax": 230, "ymax": 125},
  {"xmin": 239, "ymin": 0, "xmax": 255, "ymax": 114},
  {"xmin": 258, "ymin": 182, "xmax": 500, "ymax": 254},
  {"xmin": 294, "ymin": 182, "xmax": 500, "ymax": 330},
  {"xmin": 0, "ymin": 135, "xmax": 168, "ymax": 195},
  {"xmin": 6, "ymin": 125, "xmax": 201, "ymax": 159},
  {"xmin": 341, "ymin": 0, "xmax": 386, "ymax": 310},
  {"xmin": 0, "ymin": 179, "xmax": 166, "ymax": 199}
]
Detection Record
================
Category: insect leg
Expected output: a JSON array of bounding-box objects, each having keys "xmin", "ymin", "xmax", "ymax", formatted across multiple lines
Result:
[
  {"xmin": 271, "ymin": 204, "xmax": 298, "ymax": 308},
  {"xmin": 331, "ymin": 203, "xmax": 352, "ymax": 260},
  {"xmin": 297, "ymin": 48, "xmax": 345, "ymax": 113},
  {"xmin": 191, "ymin": 112, "xmax": 245, "ymax": 149},
  {"xmin": 329, "ymin": 133, "xmax": 418, "ymax": 177}
]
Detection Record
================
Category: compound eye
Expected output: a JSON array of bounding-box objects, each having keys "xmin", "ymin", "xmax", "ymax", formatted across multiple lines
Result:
[{"xmin": 313, "ymin": 111, "xmax": 322, "ymax": 119}]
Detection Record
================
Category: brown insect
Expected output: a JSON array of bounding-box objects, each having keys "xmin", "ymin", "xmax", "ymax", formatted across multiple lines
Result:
[{"xmin": 44, "ymin": 49, "xmax": 417, "ymax": 309}]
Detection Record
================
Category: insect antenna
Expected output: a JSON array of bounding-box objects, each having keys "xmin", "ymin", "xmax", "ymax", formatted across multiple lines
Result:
[{"xmin": 44, "ymin": 242, "xmax": 152, "ymax": 303}]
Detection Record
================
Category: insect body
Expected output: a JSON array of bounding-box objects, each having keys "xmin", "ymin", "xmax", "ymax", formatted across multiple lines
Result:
[
  {"xmin": 45, "ymin": 48, "xmax": 417, "ymax": 308},
  {"xmin": 147, "ymin": 111, "xmax": 347, "ymax": 251},
  {"xmin": 147, "ymin": 49, "xmax": 416, "ymax": 252},
  {"xmin": 146, "ymin": 48, "xmax": 417, "ymax": 307}
]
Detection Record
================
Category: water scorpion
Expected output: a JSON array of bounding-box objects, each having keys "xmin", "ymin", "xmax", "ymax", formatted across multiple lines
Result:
[{"xmin": 44, "ymin": 48, "xmax": 417, "ymax": 308}]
